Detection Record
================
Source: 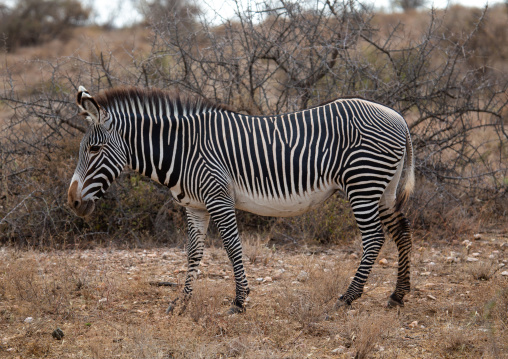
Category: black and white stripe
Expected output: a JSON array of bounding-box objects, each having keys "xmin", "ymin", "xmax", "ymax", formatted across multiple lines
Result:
[{"xmin": 69, "ymin": 87, "xmax": 415, "ymax": 312}]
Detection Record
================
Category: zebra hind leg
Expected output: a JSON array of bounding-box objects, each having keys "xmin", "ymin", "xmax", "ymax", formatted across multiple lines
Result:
[
  {"xmin": 336, "ymin": 199, "xmax": 386, "ymax": 308},
  {"xmin": 380, "ymin": 206, "xmax": 412, "ymax": 307},
  {"xmin": 166, "ymin": 208, "xmax": 210, "ymax": 315}
]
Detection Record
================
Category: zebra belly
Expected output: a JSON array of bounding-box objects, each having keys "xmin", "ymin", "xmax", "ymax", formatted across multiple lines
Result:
[{"xmin": 234, "ymin": 185, "xmax": 340, "ymax": 217}]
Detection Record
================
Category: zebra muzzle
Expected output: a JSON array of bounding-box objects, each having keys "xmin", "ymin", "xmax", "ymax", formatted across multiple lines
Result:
[
  {"xmin": 71, "ymin": 199, "xmax": 95, "ymax": 217},
  {"xmin": 68, "ymin": 181, "xmax": 96, "ymax": 217}
]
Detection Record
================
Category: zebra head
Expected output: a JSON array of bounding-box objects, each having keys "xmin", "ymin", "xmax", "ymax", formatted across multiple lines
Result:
[{"xmin": 68, "ymin": 86, "xmax": 128, "ymax": 217}]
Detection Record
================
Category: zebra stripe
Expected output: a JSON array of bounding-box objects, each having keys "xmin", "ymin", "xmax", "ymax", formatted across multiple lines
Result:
[{"xmin": 68, "ymin": 87, "xmax": 415, "ymax": 312}]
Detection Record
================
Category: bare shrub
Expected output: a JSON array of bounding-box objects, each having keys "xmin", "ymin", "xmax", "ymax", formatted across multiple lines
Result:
[
  {"xmin": 0, "ymin": 1, "xmax": 507, "ymax": 246},
  {"xmin": 139, "ymin": 0, "xmax": 201, "ymax": 32}
]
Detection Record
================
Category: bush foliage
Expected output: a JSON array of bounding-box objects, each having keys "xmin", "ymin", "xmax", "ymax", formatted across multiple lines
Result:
[
  {"xmin": 0, "ymin": 0, "xmax": 90, "ymax": 51},
  {"xmin": 0, "ymin": 1, "xmax": 507, "ymax": 247}
]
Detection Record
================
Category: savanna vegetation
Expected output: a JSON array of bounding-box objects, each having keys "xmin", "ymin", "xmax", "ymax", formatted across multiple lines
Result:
[{"xmin": 0, "ymin": 0, "xmax": 506, "ymax": 358}]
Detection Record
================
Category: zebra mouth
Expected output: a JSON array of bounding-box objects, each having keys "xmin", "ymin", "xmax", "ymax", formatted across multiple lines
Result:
[{"xmin": 72, "ymin": 199, "xmax": 96, "ymax": 218}]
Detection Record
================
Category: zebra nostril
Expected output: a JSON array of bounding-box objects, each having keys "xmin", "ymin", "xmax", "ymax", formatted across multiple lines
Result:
[{"xmin": 74, "ymin": 200, "xmax": 80, "ymax": 208}]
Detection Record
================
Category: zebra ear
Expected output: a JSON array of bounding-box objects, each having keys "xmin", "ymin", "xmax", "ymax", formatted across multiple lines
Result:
[{"xmin": 77, "ymin": 86, "xmax": 101, "ymax": 125}]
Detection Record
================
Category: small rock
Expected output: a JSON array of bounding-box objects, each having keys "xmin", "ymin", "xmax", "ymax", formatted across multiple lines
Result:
[
  {"xmin": 52, "ymin": 328, "xmax": 64, "ymax": 340},
  {"xmin": 297, "ymin": 271, "xmax": 309, "ymax": 282},
  {"xmin": 462, "ymin": 240, "xmax": 472, "ymax": 246},
  {"xmin": 379, "ymin": 258, "xmax": 388, "ymax": 265},
  {"xmin": 263, "ymin": 276, "xmax": 273, "ymax": 283},
  {"xmin": 473, "ymin": 233, "xmax": 482, "ymax": 240},
  {"xmin": 256, "ymin": 277, "xmax": 264, "ymax": 282},
  {"xmin": 24, "ymin": 317, "xmax": 34, "ymax": 324},
  {"xmin": 472, "ymin": 252, "xmax": 481, "ymax": 257},
  {"xmin": 98, "ymin": 297, "xmax": 107, "ymax": 303},
  {"xmin": 466, "ymin": 257, "xmax": 479, "ymax": 262},
  {"xmin": 427, "ymin": 294, "xmax": 437, "ymax": 301},
  {"xmin": 331, "ymin": 346, "xmax": 346, "ymax": 354},
  {"xmin": 501, "ymin": 271, "xmax": 508, "ymax": 276},
  {"xmin": 420, "ymin": 272, "xmax": 431, "ymax": 276},
  {"xmin": 409, "ymin": 320, "xmax": 418, "ymax": 328},
  {"xmin": 349, "ymin": 253, "xmax": 359, "ymax": 259}
]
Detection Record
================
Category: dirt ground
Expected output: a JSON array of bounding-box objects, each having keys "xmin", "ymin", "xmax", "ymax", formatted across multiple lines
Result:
[{"xmin": 0, "ymin": 231, "xmax": 507, "ymax": 358}]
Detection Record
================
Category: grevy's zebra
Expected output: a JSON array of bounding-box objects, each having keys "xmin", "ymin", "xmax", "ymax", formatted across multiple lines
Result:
[{"xmin": 68, "ymin": 86, "xmax": 415, "ymax": 314}]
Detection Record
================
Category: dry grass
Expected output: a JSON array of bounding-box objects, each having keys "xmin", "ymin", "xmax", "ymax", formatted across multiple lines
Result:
[
  {"xmin": 466, "ymin": 260, "xmax": 498, "ymax": 281},
  {"xmin": 0, "ymin": 230, "xmax": 507, "ymax": 358}
]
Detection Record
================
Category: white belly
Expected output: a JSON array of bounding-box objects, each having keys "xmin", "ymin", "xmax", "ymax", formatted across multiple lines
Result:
[{"xmin": 234, "ymin": 185, "xmax": 340, "ymax": 217}]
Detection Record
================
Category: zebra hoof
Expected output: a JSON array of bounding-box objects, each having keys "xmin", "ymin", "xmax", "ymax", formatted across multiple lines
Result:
[
  {"xmin": 165, "ymin": 297, "xmax": 182, "ymax": 314},
  {"xmin": 165, "ymin": 302, "xmax": 175, "ymax": 314},
  {"xmin": 387, "ymin": 296, "xmax": 404, "ymax": 308},
  {"xmin": 334, "ymin": 297, "xmax": 351, "ymax": 310},
  {"xmin": 226, "ymin": 305, "xmax": 245, "ymax": 315}
]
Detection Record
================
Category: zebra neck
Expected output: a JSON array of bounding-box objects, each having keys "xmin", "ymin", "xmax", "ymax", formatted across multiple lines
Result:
[{"xmin": 114, "ymin": 109, "xmax": 195, "ymax": 190}]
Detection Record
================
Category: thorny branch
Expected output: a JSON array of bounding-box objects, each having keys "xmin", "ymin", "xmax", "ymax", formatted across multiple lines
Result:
[{"xmin": 0, "ymin": 0, "xmax": 506, "ymax": 243}]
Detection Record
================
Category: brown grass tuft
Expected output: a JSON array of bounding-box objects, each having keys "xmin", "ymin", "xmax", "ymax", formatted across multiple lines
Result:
[
  {"xmin": 277, "ymin": 260, "xmax": 351, "ymax": 334},
  {"xmin": 442, "ymin": 326, "xmax": 475, "ymax": 354},
  {"xmin": 466, "ymin": 261, "xmax": 497, "ymax": 281},
  {"xmin": 356, "ymin": 314, "xmax": 396, "ymax": 359}
]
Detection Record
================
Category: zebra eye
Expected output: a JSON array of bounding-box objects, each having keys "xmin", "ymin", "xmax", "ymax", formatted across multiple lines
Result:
[{"xmin": 90, "ymin": 145, "xmax": 102, "ymax": 153}]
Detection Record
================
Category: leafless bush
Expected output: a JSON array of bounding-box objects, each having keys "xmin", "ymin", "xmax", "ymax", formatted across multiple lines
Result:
[
  {"xmin": 141, "ymin": 0, "xmax": 508, "ymax": 234},
  {"xmin": 0, "ymin": 1, "xmax": 507, "ymax": 246}
]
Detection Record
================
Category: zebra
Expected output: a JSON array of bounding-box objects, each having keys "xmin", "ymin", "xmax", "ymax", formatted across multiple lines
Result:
[{"xmin": 68, "ymin": 86, "xmax": 415, "ymax": 314}]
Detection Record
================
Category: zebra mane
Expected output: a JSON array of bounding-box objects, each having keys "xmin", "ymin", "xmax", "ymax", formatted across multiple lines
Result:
[{"xmin": 93, "ymin": 87, "xmax": 232, "ymax": 117}]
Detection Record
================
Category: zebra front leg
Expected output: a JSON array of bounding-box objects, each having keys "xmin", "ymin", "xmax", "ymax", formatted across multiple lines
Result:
[
  {"xmin": 206, "ymin": 199, "xmax": 249, "ymax": 314},
  {"xmin": 336, "ymin": 201, "xmax": 385, "ymax": 308},
  {"xmin": 380, "ymin": 208, "xmax": 412, "ymax": 307},
  {"xmin": 166, "ymin": 208, "xmax": 210, "ymax": 314}
]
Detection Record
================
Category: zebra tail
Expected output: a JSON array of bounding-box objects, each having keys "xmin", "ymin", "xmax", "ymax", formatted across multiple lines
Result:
[{"xmin": 395, "ymin": 127, "xmax": 415, "ymax": 212}]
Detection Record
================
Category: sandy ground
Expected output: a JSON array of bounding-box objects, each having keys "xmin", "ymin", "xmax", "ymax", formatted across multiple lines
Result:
[{"xmin": 0, "ymin": 231, "xmax": 507, "ymax": 358}]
